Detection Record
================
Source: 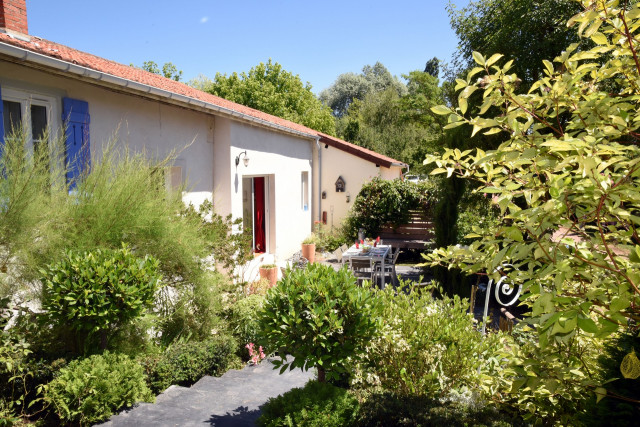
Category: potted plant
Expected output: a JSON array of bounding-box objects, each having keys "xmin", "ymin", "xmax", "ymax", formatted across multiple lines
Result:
[
  {"xmin": 259, "ymin": 263, "xmax": 278, "ymax": 288},
  {"xmin": 301, "ymin": 234, "xmax": 316, "ymax": 263}
]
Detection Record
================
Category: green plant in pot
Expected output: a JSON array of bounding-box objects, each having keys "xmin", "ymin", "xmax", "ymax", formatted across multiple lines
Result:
[
  {"xmin": 301, "ymin": 234, "xmax": 316, "ymax": 263},
  {"xmin": 258, "ymin": 263, "xmax": 278, "ymax": 288}
]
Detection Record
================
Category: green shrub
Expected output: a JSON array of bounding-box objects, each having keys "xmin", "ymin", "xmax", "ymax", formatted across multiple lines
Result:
[
  {"xmin": 0, "ymin": 133, "xmax": 229, "ymax": 350},
  {"xmin": 354, "ymin": 391, "xmax": 520, "ymax": 427},
  {"xmin": 259, "ymin": 264, "xmax": 380, "ymax": 382},
  {"xmin": 579, "ymin": 330, "xmax": 640, "ymax": 425},
  {"xmin": 313, "ymin": 222, "xmax": 348, "ymax": 252},
  {"xmin": 344, "ymin": 177, "xmax": 438, "ymax": 239},
  {"xmin": 145, "ymin": 335, "xmax": 237, "ymax": 393},
  {"xmin": 227, "ymin": 294, "xmax": 266, "ymax": 351},
  {"xmin": 41, "ymin": 245, "xmax": 161, "ymax": 352},
  {"xmin": 45, "ymin": 351, "xmax": 153, "ymax": 426},
  {"xmin": 354, "ymin": 284, "xmax": 507, "ymax": 399},
  {"xmin": 257, "ymin": 380, "xmax": 359, "ymax": 427}
]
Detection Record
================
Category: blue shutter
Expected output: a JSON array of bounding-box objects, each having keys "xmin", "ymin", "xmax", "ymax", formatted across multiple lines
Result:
[{"xmin": 62, "ymin": 98, "xmax": 90, "ymax": 189}]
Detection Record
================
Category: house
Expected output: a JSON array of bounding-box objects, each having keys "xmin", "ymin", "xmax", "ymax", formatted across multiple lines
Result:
[{"xmin": 0, "ymin": 0, "xmax": 406, "ymax": 261}]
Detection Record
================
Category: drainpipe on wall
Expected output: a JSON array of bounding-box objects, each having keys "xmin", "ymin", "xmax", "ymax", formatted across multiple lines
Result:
[{"xmin": 315, "ymin": 136, "xmax": 322, "ymax": 226}]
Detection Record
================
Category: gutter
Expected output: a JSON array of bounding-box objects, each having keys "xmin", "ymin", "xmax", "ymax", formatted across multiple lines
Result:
[
  {"xmin": 0, "ymin": 41, "xmax": 318, "ymax": 141},
  {"xmin": 315, "ymin": 136, "xmax": 322, "ymax": 225}
]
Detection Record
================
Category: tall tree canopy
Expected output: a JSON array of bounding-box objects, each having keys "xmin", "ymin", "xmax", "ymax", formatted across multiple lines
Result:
[
  {"xmin": 203, "ymin": 59, "xmax": 335, "ymax": 136},
  {"xmin": 319, "ymin": 62, "xmax": 407, "ymax": 118},
  {"xmin": 336, "ymin": 67, "xmax": 444, "ymax": 172},
  {"xmin": 448, "ymin": 0, "xmax": 584, "ymax": 88}
]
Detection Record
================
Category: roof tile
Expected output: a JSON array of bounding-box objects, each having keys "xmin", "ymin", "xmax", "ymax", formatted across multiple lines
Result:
[{"xmin": 0, "ymin": 33, "xmax": 405, "ymax": 168}]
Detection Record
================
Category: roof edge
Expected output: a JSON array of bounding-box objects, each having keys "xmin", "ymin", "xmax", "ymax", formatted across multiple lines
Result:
[
  {"xmin": 0, "ymin": 40, "xmax": 318, "ymax": 141},
  {"xmin": 319, "ymin": 135, "xmax": 407, "ymax": 169}
]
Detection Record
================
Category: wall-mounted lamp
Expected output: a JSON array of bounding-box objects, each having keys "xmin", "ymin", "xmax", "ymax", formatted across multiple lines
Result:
[
  {"xmin": 235, "ymin": 151, "xmax": 249, "ymax": 167},
  {"xmin": 346, "ymin": 192, "xmax": 351, "ymax": 203}
]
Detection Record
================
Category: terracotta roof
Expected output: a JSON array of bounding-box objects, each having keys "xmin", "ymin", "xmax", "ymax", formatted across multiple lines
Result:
[{"xmin": 0, "ymin": 33, "xmax": 406, "ymax": 169}]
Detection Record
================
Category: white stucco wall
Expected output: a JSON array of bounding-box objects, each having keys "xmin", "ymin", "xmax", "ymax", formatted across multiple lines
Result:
[
  {"xmin": 218, "ymin": 119, "xmax": 314, "ymax": 259},
  {"xmin": 0, "ymin": 62, "xmax": 214, "ymax": 208},
  {"xmin": 318, "ymin": 145, "xmax": 403, "ymax": 230}
]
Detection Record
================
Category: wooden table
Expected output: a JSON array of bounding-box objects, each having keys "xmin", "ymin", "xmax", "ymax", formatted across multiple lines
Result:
[{"xmin": 342, "ymin": 244, "xmax": 391, "ymax": 289}]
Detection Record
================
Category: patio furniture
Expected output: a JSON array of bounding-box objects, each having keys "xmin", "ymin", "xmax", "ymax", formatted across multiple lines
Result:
[
  {"xmin": 374, "ymin": 246, "xmax": 401, "ymax": 286},
  {"xmin": 348, "ymin": 257, "xmax": 378, "ymax": 286},
  {"xmin": 343, "ymin": 244, "xmax": 391, "ymax": 289},
  {"xmin": 332, "ymin": 246, "xmax": 344, "ymax": 263}
]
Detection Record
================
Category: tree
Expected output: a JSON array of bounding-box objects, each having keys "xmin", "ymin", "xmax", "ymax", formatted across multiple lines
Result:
[
  {"xmin": 139, "ymin": 60, "xmax": 183, "ymax": 81},
  {"xmin": 333, "ymin": 66, "xmax": 443, "ymax": 172},
  {"xmin": 207, "ymin": 59, "xmax": 335, "ymax": 135},
  {"xmin": 319, "ymin": 62, "xmax": 407, "ymax": 118},
  {"xmin": 424, "ymin": 57, "xmax": 440, "ymax": 77},
  {"xmin": 427, "ymin": 0, "xmax": 640, "ymax": 414},
  {"xmin": 448, "ymin": 0, "xmax": 584, "ymax": 89}
]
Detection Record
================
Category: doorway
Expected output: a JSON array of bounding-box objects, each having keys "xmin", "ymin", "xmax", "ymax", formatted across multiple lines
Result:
[{"xmin": 242, "ymin": 176, "xmax": 269, "ymax": 253}]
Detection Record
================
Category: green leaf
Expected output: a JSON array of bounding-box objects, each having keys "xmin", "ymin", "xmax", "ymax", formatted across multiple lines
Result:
[
  {"xmin": 472, "ymin": 51, "xmax": 486, "ymax": 66},
  {"xmin": 431, "ymin": 105, "xmax": 451, "ymax": 115},
  {"xmin": 577, "ymin": 316, "xmax": 598, "ymax": 334}
]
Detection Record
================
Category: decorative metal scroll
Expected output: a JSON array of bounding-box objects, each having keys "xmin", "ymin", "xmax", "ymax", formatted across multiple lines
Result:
[{"xmin": 481, "ymin": 264, "xmax": 521, "ymax": 335}]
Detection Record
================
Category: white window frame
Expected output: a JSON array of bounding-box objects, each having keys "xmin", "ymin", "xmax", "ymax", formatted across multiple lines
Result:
[{"xmin": 2, "ymin": 87, "xmax": 60, "ymax": 153}]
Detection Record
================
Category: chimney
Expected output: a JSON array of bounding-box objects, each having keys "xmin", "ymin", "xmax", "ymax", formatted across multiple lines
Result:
[{"xmin": 0, "ymin": 0, "xmax": 28, "ymax": 36}]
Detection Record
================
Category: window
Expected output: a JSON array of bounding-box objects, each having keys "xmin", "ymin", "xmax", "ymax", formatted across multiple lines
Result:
[
  {"xmin": 301, "ymin": 171, "xmax": 309, "ymax": 211},
  {"xmin": 1, "ymin": 87, "xmax": 58, "ymax": 154}
]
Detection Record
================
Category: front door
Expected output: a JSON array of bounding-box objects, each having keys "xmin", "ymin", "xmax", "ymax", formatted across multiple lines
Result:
[{"xmin": 242, "ymin": 176, "xmax": 268, "ymax": 253}]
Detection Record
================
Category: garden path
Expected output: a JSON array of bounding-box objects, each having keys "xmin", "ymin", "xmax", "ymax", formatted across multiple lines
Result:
[{"xmin": 99, "ymin": 357, "xmax": 314, "ymax": 427}]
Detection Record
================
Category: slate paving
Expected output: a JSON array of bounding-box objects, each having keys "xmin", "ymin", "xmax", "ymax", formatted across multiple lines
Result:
[{"xmin": 99, "ymin": 357, "xmax": 315, "ymax": 427}]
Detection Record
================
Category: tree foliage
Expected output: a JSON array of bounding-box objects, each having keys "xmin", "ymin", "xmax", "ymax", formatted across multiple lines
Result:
[
  {"xmin": 427, "ymin": 0, "xmax": 640, "ymax": 412},
  {"xmin": 335, "ymin": 66, "xmax": 444, "ymax": 171},
  {"xmin": 448, "ymin": 0, "xmax": 585, "ymax": 88},
  {"xmin": 139, "ymin": 60, "xmax": 183, "ymax": 81},
  {"xmin": 319, "ymin": 62, "xmax": 408, "ymax": 118},
  {"xmin": 205, "ymin": 59, "xmax": 335, "ymax": 135}
]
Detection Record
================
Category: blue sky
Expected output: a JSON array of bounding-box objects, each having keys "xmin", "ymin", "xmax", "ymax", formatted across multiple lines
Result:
[{"xmin": 27, "ymin": 0, "xmax": 469, "ymax": 94}]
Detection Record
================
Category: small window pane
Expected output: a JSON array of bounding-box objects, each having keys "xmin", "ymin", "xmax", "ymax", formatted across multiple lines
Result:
[
  {"xmin": 31, "ymin": 104, "xmax": 48, "ymax": 143},
  {"xmin": 3, "ymin": 100, "xmax": 22, "ymax": 136}
]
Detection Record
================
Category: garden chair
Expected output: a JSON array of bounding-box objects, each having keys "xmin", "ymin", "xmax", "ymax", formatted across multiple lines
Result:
[
  {"xmin": 349, "ymin": 257, "xmax": 379, "ymax": 287},
  {"xmin": 374, "ymin": 247, "xmax": 400, "ymax": 287},
  {"xmin": 332, "ymin": 247, "xmax": 344, "ymax": 263}
]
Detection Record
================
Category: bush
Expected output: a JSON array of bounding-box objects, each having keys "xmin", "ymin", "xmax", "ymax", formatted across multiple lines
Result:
[
  {"xmin": 144, "ymin": 335, "xmax": 237, "ymax": 393},
  {"xmin": 579, "ymin": 330, "xmax": 640, "ymax": 425},
  {"xmin": 227, "ymin": 294, "xmax": 266, "ymax": 352},
  {"xmin": 41, "ymin": 245, "xmax": 161, "ymax": 353},
  {"xmin": 312, "ymin": 222, "xmax": 348, "ymax": 252},
  {"xmin": 344, "ymin": 177, "xmax": 438, "ymax": 239},
  {"xmin": 354, "ymin": 284, "xmax": 506, "ymax": 399},
  {"xmin": 45, "ymin": 351, "xmax": 153, "ymax": 426},
  {"xmin": 259, "ymin": 263, "xmax": 379, "ymax": 382},
  {"xmin": 354, "ymin": 391, "xmax": 519, "ymax": 427},
  {"xmin": 257, "ymin": 380, "xmax": 359, "ymax": 427}
]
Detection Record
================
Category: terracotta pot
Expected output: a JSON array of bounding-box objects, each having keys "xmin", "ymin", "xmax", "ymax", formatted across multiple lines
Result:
[
  {"xmin": 301, "ymin": 243, "xmax": 316, "ymax": 263},
  {"xmin": 259, "ymin": 266, "xmax": 278, "ymax": 288}
]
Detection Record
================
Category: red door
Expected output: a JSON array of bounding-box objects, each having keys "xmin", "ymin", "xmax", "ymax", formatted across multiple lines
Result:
[{"xmin": 253, "ymin": 177, "xmax": 266, "ymax": 253}]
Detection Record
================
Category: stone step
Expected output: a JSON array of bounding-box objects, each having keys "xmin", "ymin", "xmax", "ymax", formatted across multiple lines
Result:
[{"xmin": 100, "ymin": 357, "xmax": 315, "ymax": 426}]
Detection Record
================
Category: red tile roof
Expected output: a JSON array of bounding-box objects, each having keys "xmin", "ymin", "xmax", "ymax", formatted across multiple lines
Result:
[{"xmin": 0, "ymin": 33, "xmax": 406, "ymax": 169}]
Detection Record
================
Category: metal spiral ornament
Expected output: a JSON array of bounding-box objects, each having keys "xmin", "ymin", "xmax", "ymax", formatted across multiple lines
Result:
[{"xmin": 481, "ymin": 264, "xmax": 521, "ymax": 335}]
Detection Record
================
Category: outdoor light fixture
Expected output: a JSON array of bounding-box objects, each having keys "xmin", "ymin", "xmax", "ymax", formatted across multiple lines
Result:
[{"xmin": 235, "ymin": 151, "xmax": 249, "ymax": 167}]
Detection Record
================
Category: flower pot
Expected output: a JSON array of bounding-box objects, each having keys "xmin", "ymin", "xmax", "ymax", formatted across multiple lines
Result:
[
  {"xmin": 301, "ymin": 243, "xmax": 315, "ymax": 263},
  {"xmin": 259, "ymin": 266, "xmax": 278, "ymax": 288}
]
